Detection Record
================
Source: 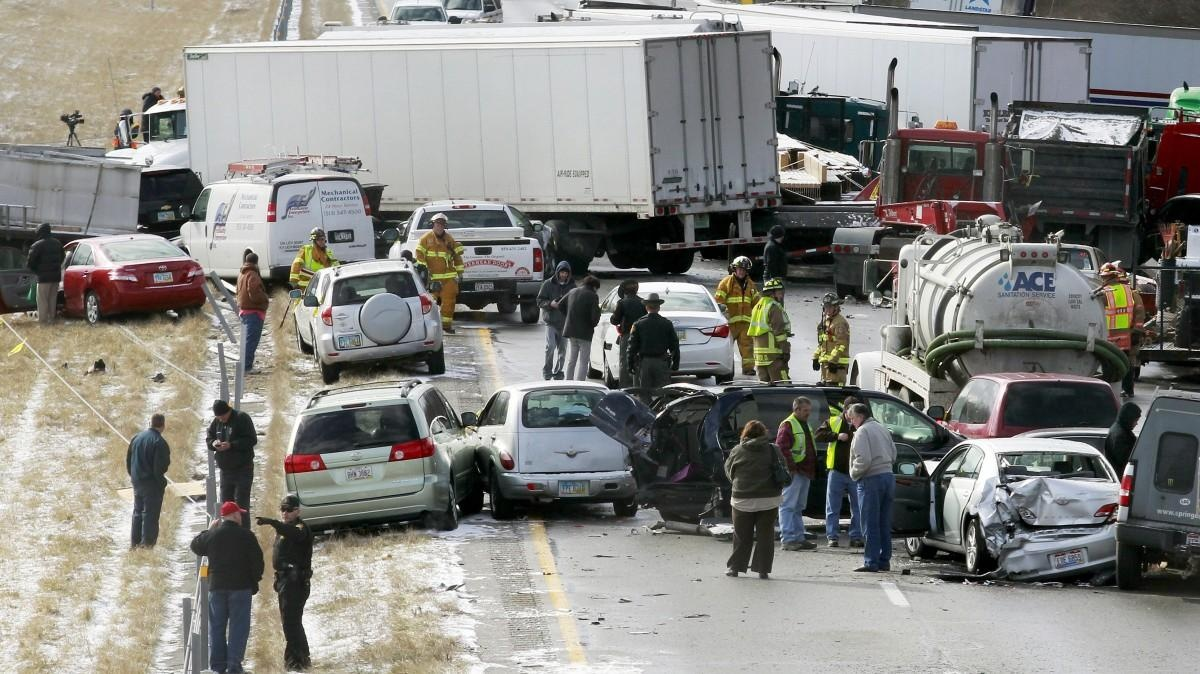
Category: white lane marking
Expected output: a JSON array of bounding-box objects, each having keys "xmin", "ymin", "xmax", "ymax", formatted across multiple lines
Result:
[{"xmin": 881, "ymin": 581, "xmax": 910, "ymax": 608}]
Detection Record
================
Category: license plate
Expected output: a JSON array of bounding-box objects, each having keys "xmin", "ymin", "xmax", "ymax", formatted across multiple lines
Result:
[
  {"xmin": 475, "ymin": 282, "xmax": 494, "ymax": 292},
  {"xmin": 1050, "ymin": 548, "xmax": 1087, "ymax": 570},
  {"xmin": 337, "ymin": 334, "xmax": 362, "ymax": 349},
  {"xmin": 559, "ymin": 480, "xmax": 589, "ymax": 497},
  {"xmin": 1187, "ymin": 532, "xmax": 1200, "ymax": 546},
  {"xmin": 152, "ymin": 271, "xmax": 173, "ymax": 284},
  {"xmin": 156, "ymin": 211, "xmax": 173, "ymax": 222},
  {"xmin": 346, "ymin": 465, "xmax": 374, "ymax": 481}
]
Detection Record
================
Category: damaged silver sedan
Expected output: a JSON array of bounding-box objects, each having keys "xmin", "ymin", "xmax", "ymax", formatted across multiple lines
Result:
[{"xmin": 894, "ymin": 438, "xmax": 1119, "ymax": 581}]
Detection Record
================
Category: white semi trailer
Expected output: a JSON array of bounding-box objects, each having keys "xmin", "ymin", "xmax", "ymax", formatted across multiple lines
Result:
[{"xmin": 183, "ymin": 22, "xmax": 781, "ymax": 274}]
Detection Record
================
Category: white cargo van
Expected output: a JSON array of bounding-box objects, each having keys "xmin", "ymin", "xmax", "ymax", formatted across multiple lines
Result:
[{"xmin": 181, "ymin": 158, "xmax": 375, "ymax": 281}]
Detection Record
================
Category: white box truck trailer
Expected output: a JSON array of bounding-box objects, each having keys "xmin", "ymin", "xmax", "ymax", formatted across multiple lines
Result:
[{"xmin": 183, "ymin": 23, "xmax": 780, "ymax": 274}]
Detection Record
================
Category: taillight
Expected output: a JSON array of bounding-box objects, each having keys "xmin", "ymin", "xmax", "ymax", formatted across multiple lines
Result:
[
  {"xmin": 321, "ymin": 306, "xmax": 333, "ymax": 326},
  {"xmin": 185, "ymin": 265, "xmax": 204, "ymax": 280},
  {"xmin": 266, "ymin": 200, "xmax": 276, "ymax": 223},
  {"xmin": 419, "ymin": 294, "xmax": 433, "ymax": 315},
  {"xmin": 361, "ymin": 190, "xmax": 372, "ymax": 217},
  {"xmin": 108, "ymin": 268, "xmax": 138, "ymax": 282},
  {"xmin": 389, "ymin": 438, "xmax": 435, "ymax": 461},
  {"xmin": 700, "ymin": 324, "xmax": 730, "ymax": 339},
  {"xmin": 533, "ymin": 248, "xmax": 544, "ymax": 274},
  {"xmin": 499, "ymin": 450, "xmax": 515, "ymax": 470},
  {"xmin": 284, "ymin": 453, "xmax": 327, "ymax": 474},
  {"xmin": 1094, "ymin": 503, "xmax": 1118, "ymax": 523},
  {"xmin": 1117, "ymin": 463, "xmax": 1134, "ymax": 522}
]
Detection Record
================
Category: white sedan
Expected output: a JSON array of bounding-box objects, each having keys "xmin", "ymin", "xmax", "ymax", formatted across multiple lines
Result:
[{"xmin": 588, "ymin": 281, "xmax": 735, "ymax": 387}]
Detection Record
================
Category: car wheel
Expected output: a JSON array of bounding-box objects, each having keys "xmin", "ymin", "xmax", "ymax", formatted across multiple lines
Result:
[
  {"xmin": 424, "ymin": 481, "xmax": 460, "ymax": 532},
  {"xmin": 489, "ymin": 470, "xmax": 515, "ymax": 520},
  {"xmin": 497, "ymin": 298, "xmax": 518, "ymax": 314},
  {"xmin": 905, "ymin": 536, "xmax": 936, "ymax": 560},
  {"xmin": 459, "ymin": 477, "xmax": 485, "ymax": 516},
  {"xmin": 295, "ymin": 324, "xmax": 313, "ymax": 355},
  {"xmin": 602, "ymin": 353, "xmax": 618, "ymax": 389},
  {"xmin": 613, "ymin": 496, "xmax": 638, "ymax": 517},
  {"xmin": 316, "ymin": 350, "xmax": 340, "ymax": 384},
  {"xmin": 519, "ymin": 302, "xmax": 539, "ymax": 324},
  {"xmin": 84, "ymin": 291, "xmax": 102, "ymax": 325},
  {"xmin": 714, "ymin": 372, "xmax": 734, "ymax": 384},
  {"xmin": 1116, "ymin": 541, "xmax": 1143, "ymax": 590},
  {"xmin": 427, "ymin": 346, "xmax": 446, "ymax": 375},
  {"xmin": 963, "ymin": 517, "xmax": 995, "ymax": 575}
]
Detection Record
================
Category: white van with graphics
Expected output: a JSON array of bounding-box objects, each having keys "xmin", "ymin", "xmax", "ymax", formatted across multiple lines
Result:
[{"xmin": 181, "ymin": 158, "xmax": 374, "ymax": 281}]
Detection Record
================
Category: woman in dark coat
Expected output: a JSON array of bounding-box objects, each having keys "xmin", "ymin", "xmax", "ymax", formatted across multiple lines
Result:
[{"xmin": 724, "ymin": 420, "xmax": 784, "ymax": 579}]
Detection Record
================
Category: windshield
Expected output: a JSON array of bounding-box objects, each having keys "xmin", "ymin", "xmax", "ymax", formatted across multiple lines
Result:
[
  {"xmin": 102, "ymin": 238, "xmax": 185, "ymax": 262},
  {"xmin": 392, "ymin": 6, "xmax": 446, "ymax": 20},
  {"xmin": 523, "ymin": 388, "xmax": 604, "ymax": 429},
  {"xmin": 146, "ymin": 109, "xmax": 187, "ymax": 142},
  {"xmin": 999, "ymin": 451, "xmax": 1114, "ymax": 482},
  {"xmin": 331, "ymin": 272, "xmax": 418, "ymax": 306},
  {"xmin": 141, "ymin": 170, "xmax": 203, "ymax": 204},
  {"xmin": 1002, "ymin": 382, "xmax": 1117, "ymax": 429},
  {"xmin": 445, "ymin": 0, "xmax": 481, "ymax": 10},
  {"xmin": 906, "ymin": 142, "xmax": 977, "ymax": 175},
  {"xmin": 294, "ymin": 404, "xmax": 419, "ymax": 454},
  {"xmin": 417, "ymin": 209, "xmax": 511, "ymax": 230}
]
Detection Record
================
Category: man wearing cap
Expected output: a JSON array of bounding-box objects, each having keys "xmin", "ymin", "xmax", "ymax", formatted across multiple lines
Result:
[
  {"xmin": 628, "ymin": 292, "xmax": 679, "ymax": 390},
  {"xmin": 126, "ymin": 413, "xmax": 170, "ymax": 548},
  {"xmin": 748, "ymin": 278, "xmax": 791, "ymax": 384},
  {"xmin": 257, "ymin": 494, "xmax": 314, "ymax": 671},
  {"xmin": 763, "ymin": 225, "xmax": 788, "ymax": 283},
  {"xmin": 416, "ymin": 212, "xmax": 465, "ymax": 333},
  {"xmin": 1098, "ymin": 262, "xmax": 1144, "ymax": 397},
  {"xmin": 610, "ymin": 279, "xmax": 647, "ymax": 387},
  {"xmin": 207, "ymin": 400, "xmax": 258, "ymax": 529},
  {"xmin": 814, "ymin": 292, "xmax": 851, "ymax": 385},
  {"xmin": 191, "ymin": 501, "xmax": 265, "ymax": 674},
  {"xmin": 289, "ymin": 227, "xmax": 339, "ymax": 293}
]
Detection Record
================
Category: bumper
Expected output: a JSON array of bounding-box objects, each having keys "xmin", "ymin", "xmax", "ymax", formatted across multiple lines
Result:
[
  {"xmin": 289, "ymin": 475, "xmax": 450, "ymax": 530},
  {"xmin": 998, "ymin": 525, "xmax": 1116, "ymax": 581},
  {"xmin": 316, "ymin": 328, "xmax": 441, "ymax": 366},
  {"xmin": 101, "ymin": 283, "xmax": 205, "ymax": 314},
  {"xmin": 677, "ymin": 341, "xmax": 734, "ymax": 376},
  {"xmin": 496, "ymin": 469, "xmax": 637, "ymax": 503},
  {"xmin": 457, "ymin": 278, "xmax": 542, "ymax": 301},
  {"xmin": 1117, "ymin": 522, "xmax": 1200, "ymax": 555}
]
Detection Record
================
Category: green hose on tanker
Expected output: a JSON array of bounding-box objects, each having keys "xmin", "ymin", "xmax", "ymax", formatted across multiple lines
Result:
[{"xmin": 923, "ymin": 329, "xmax": 1129, "ymax": 384}]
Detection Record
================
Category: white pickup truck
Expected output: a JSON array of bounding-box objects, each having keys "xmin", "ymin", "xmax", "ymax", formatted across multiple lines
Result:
[{"xmin": 387, "ymin": 200, "xmax": 546, "ymax": 323}]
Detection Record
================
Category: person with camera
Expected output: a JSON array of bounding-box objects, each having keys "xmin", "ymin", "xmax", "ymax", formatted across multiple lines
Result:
[
  {"xmin": 190, "ymin": 501, "xmax": 264, "ymax": 674},
  {"xmin": 257, "ymin": 494, "xmax": 314, "ymax": 671},
  {"xmin": 207, "ymin": 400, "xmax": 258, "ymax": 529}
]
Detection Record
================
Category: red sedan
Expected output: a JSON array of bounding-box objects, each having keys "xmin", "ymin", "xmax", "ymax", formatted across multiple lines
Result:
[{"xmin": 62, "ymin": 235, "xmax": 205, "ymax": 323}]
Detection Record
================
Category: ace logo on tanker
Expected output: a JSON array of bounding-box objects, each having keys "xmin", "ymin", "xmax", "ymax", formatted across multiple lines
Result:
[{"xmin": 998, "ymin": 270, "xmax": 1055, "ymax": 298}]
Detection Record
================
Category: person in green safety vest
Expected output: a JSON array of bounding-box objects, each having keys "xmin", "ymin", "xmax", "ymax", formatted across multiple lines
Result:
[
  {"xmin": 814, "ymin": 395, "xmax": 864, "ymax": 548},
  {"xmin": 776, "ymin": 396, "xmax": 818, "ymax": 551},
  {"xmin": 747, "ymin": 278, "xmax": 791, "ymax": 383}
]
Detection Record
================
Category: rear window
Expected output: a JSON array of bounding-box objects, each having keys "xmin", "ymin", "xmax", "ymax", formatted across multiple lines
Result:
[
  {"xmin": 998, "ymin": 451, "xmax": 1113, "ymax": 482},
  {"xmin": 102, "ymin": 238, "xmax": 185, "ymax": 263},
  {"xmin": 1001, "ymin": 382, "xmax": 1116, "ymax": 429},
  {"xmin": 522, "ymin": 389, "xmax": 604, "ymax": 429},
  {"xmin": 1153, "ymin": 432, "xmax": 1198, "ymax": 494},
  {"xmin": 331, "ymin": 272, "xmax": 418, "ymax": 306},
  {"xmin": 294, "ymin": 404, "xmax": 419, "ymax": 455},
  {"xmin": 417, "ymin": 209, "xmax": 511, "ymax": 230},
  {"xmin": 141, "ymin": 170, "xmax": 203, "ymax": 203},
  {"xmin": 392, "ymin": 6, "xmax": 445, "ymax": 20},
  {"xmin": 653, "ymin": 291, "xmax": 714, "ymax": 312}
]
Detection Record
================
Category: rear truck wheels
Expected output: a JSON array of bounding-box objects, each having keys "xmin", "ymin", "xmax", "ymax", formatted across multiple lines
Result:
[
  {"xmin": 497, "ymin": 298, "xmax": 518, "ymax": 314},
  {"xmin": 1116, "ymin": 542, "xmax": 1143, "ymax": 590},
  {"xmin": 424, "ymin": 481, "xmax": 459, "ymax": 532},
  {"xmin": 489, "ymin": 471, "xmax": 516, "ymax": 520},
  {"xmin": 84, "ymin": 291, "xmax": 102, "ymax": 325},
  {"xmin": 427, "ymin": 346, "xmax": 446, "ymax": 375},
  {"xmin": 664, "ymin": 250, "xmax": 695, "ymax": 275},
  {"xmin": 459, "ymin": 477, "xmax": 485, "ymax": 516},
  {"xmin": 613, "ymin": 496, "xmax": 638, "ymax": 517},
  {"xmin": 964, "ymin": 517, "xmax": 995, "ymax": 575},
  {"xmin": 317, "ymin": 350, "xmax": 340, "ymax": 384},
  {"xmin": 520, "ymin": 302, "xmax": 539, "ymax": 324}
]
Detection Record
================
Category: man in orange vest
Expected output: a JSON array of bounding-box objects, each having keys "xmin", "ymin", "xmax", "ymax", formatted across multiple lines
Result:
[
  {"xmin": 1099, "ymin": 262, "xmax": 1145, "ymax": 398},
  {"xmin": 714, "ymin": 256, "xmax": 760, "ymax": 376},
  {"xmin": 416, "ymin": 212, "xmax": 465, "ymax": 334}
]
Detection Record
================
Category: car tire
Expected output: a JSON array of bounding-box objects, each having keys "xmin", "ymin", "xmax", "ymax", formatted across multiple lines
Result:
[
  {"xmin": 295, "ymin": 324, "xmax": 313, "ymax": 355},
  {"xmin": 613, "ymin": 496, "xmax": 638, "ymax": 517},
  {"xmin": 964, "ymin": 517, "xmax": 995, "ymax": 575},
  {"xmin": 497, "ymin": 298, "xmax": 518, "ymax": 314},
  {"xmin": 905, "ymin": 536, "xmax": 936, "ymax": 560},
  {"xmin": 459, "ymin": 478, "xmax": 485, "ymax": 516},
  {"xmin": 316, "ymin": 350, "xmax": 340, "ymax": 384},
  {"xmin": 427, "ymin": 346, "xmax": 446, "ymax": 375},
  {"xmin": 714, "ymin": 372, "xmax": 734, "ymax": 384},
  {"xmin": 424, "ymin": 481, "xmax": 460, "ymax": 532},
  {"xmin": 1116, "ymin": 541, "xmax": 1143, "ymax": 590},
  {"xmin": 520, "ymin": 302, "xmax": 539, "ymax": 324},
  {"xmin": 84, "ymin": 291, "xmax": 102, "ymax": 325},
  {"xmin": 489, "ymin": 471, "xmax": 516, "ymax": 520}
]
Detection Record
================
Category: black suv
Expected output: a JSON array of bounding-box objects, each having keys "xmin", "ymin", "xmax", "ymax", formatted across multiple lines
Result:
[{"xmin": 592, "ymin": 383, "xmax": 958, "ymax": 522}]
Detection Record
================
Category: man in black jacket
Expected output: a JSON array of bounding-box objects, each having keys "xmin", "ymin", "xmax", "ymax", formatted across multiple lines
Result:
[
  {"xmin": 191, "ymin": 501, "xmax": 264, "ymax": 674},
  {"xmin": 762, "ymin": 225, "xmax": 788, "ymax": 283},
  {"xmin": 141, "ymin": 86, "xmax": 163, "ymax": 142},
  {"xmin": 562, "ymin": 275, "xmax": 601, "ymax": 380},
  {"xmin": 610, "ymin": 279, "xmax": 646, "ymax": 387},
  {"xmin": 25, "ymin": 223, "xmax": 64, "ymax": 324},
  {"xmin": 257, "ymin": 494, "xmax": 315, "ymax": 671},
  {"xmin": 1105, "ymin": 401, "xmax": 1141, "ymax": 472},
  {"xmin": 536, "ymin": 260, "xmax": 573, "ymax": 380},
  {"xmin": 127, "ymin": 413, "xmax": 170, "ymax": 547},
  {"xmin": 207, "ymin": 400, "xmax": 258, "ymax": 529}
]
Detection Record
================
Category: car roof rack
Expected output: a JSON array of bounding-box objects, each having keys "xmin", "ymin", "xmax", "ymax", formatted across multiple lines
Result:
[
  {"xmin": 307, "ymin": 378, "xmax": 428, "ymax": 408},
  {"xmin": 226, "ymin": 154, "xmax": 364, "ymax": 180}
]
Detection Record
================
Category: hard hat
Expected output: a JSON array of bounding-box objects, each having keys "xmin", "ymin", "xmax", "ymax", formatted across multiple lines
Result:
[
  {"xmin": 821, "ymin": 292, "xmax": 843, "ymax": 306},
  {"xmin": 310, "ymin": 227, "xmax": 326, "ymax": 241},
  {"xmin": 769, "ymin": 225, "xmax": 785, "ymax": 239},
  {"xmin": 731, "ymin": 255, "xmax": 753, "ymax": 271},
  {"xmin": 430, "ymin": 212, "xmax": 448, "ymax": 223},
  {"xmin": 763, "ymin": 278, "xmax": 784, "ymax": 292},
  {"xmin": 1099, "ymin": 261, "xmax": 1125, "ymax": 278},
  {"xmin": 975, "ymin": 214, "xmax": 1003, "ymax": 228}
]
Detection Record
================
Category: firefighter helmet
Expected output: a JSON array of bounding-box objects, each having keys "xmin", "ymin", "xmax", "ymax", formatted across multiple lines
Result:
[
  {"xmin": 309, "ymin": 227, "xmax": 326, "ymax": 241},
  {"xmin": 762, "ymin": 278, "xmax": 784, "ymax": 292},
  {"xmin": 731, "ymin": 255, "xmax": 753, "ymax": 271},
  {"xmin": 822, "ymin": 292, "xmax": 843, "ymax": 306}
]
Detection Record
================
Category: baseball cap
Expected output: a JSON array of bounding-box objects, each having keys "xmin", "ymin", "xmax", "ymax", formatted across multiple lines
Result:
[{"xmin": 220, "ymin": 501, "xmax": 247, "ymax": 518}]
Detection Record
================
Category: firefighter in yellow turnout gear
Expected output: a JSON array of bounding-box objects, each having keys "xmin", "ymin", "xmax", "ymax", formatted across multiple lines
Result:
[
  {"xmin": 1099, "ymin": 262, "xmax": 1144, "ymax": 397},
  {"xmin": 289, "ymin": 228, "xmax": 340, "ymax": 292},
  {"xmin": 747, "ymin": 278, "xmax": 791, "ymax": 383},
  {"xmin": 714, "ymin": 256, "xmax": 760, "ymax": 376},
  {"xmin": 416, "ymin": 212, "xmax": 465, "ymax": 333},
  {"xmin": 813, "ymin": 292, "xmax": 850, "ymax": 385}
]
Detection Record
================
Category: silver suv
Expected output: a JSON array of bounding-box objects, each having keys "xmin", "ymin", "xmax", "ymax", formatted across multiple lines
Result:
[
  {"xmin": 293, "ymin": 259, "xmax": 444, "ymax": 384},
  {"xmin": 284, "ymin": 379, "xmax": 484, "ymax": 532}
]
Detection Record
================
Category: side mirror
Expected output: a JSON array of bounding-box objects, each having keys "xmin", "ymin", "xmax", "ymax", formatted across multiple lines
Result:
[
  {"xmin": 381, "ymin": 228, "xmax": 400, "ymax": 245},
  {"xmin": 858, "ymin": 139, "xmax": 879, "ymax": 169},
  {"xmin": 868, "ymin": 291, "xmax": 884, "ymax": 308},
  {"xmin": 898, "ymin": 462, "xmax": 918, "ymax": 477},
  {"xmin": 302, "ymin": 294, "xmax": 319, "ymax": 307},
  {"xmin": 461, "ymin": 411, "xmax": 478, "ymax": 427},
  {"xmin": 926, "ymin": 405, "xmax": 945, "ymax": 421},
  {"xmin": 288, "ymin": 289, "xmax": 302, "ymax": 300}
]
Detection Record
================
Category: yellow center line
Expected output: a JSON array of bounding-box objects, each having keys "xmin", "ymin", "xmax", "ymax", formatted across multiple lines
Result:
[{"xmin": 473, "ymin": 328, "xmax": 588, "ymax": 666}]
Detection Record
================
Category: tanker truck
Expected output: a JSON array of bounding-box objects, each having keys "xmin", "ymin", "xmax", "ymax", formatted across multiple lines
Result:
[{"xmin": 852, "ymin": 217, "xmax": 1129, "ymax": 411}]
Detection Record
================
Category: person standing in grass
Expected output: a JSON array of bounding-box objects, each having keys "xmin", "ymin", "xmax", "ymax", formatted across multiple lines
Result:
[
  {"xmin": 257, "ymin": 494, "xmax": 314, "ymax": 671},
  {"xmin": 25, "ymin": 223, "xmax": 63, "ymax": 325},
  {"xmin": 191, "ymin": 501, "xmax": 264, "ymax": 674},
  {"xmin": 236, "ymin": 252, "xmax": 269, "ymax": 373},
  {"xmin": 126, "ymin": 413, "xmax": 170, "ymax": 548},
  {"xmin": 207, "ymin": 400, "xmax": 257, "ymax": 529}
]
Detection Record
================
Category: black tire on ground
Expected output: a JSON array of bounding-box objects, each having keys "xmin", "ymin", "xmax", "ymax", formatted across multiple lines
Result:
[
  {"xmin": 427, "ymin": 346, "xmax": 446, "ymax": 375},
  {"xmin": 608, "ymin": 251, "xmax": 636, "ymax": 269},
  {"xmin": 317, "ymin": 351, "xmax": 340, "ymax": 385},
  {"xmin": 714, "ymin": 372, "xmax": 734, "ymax": 384},
  {"xmin": 905, "ymin": 536, "xmax": 936, "ymax": 560},
  {"xmin": 520, "ymin": 302, "xmax": 539, "ymax": 324},
  {"xmin": 465, "ymin": 302, "xmax": 487, "ymax": 311},
  {"xmin": 489, "ymin": 471, "xmax": 516, "ymax": 520},
  {"xmin": 497, "ymin": 299, "xmax": 518, "ymax": 314},
  {"xmin": 613, "ymin": 497, "xmax": 638, "ymax": 517},
  {"xmin": 424, "ymin": 482, "xmax": 459, "ymax": 531},
  {"xmin": 664, "ymin": 250, "xmax": 695, "ymax": 275},
  {"xmin": 295, "ymin": 324, "xmax": 313, "ymax": 355},
  {"xmin": 964, "ymin": 517, "xmax": 995, "ymax": 574},
  {"xmin": 85, "ymin": 291, "xmax": 102, "ymax": 325},
  {"xmin": 1116, "ymin": 541, "xmax": 1143, "ymax": 590},
  {"xmin": 459, "ymin": 477, "xmax": 485, "ymax": 516}
]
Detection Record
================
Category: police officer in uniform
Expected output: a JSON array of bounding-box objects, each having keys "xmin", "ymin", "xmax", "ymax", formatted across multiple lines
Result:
[
  {"xmin": 256, "ymin": 494, "xmax": 314, "ymax": 671},
  {"xmin": 627, "ymin": 292, "xmax": 680, "ymax": 391}
]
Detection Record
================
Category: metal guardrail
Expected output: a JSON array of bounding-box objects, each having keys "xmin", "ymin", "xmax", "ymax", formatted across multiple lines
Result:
[{"xmin": 273, "ymin": 0, "xmax": 294, "ymax": 41}]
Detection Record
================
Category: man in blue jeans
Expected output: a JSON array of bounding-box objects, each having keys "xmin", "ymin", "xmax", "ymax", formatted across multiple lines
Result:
[
  {"xmin": 126, "ymin": 412, "xmax": 170, "ymax": 548},
  {"xmin": 847, "ymin": 403, "xmax": 897, "ymax": 572},
  {"xmin": 776, "ymin": 396, "xmax": 818, "ymax": 551},
  {"xmin": 815, "ymin": 396, "xmax": 863, "ymax": 548},
  {"xmin": 191, "ymin": 501, "xmax": 264, "ymax": 674}
]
